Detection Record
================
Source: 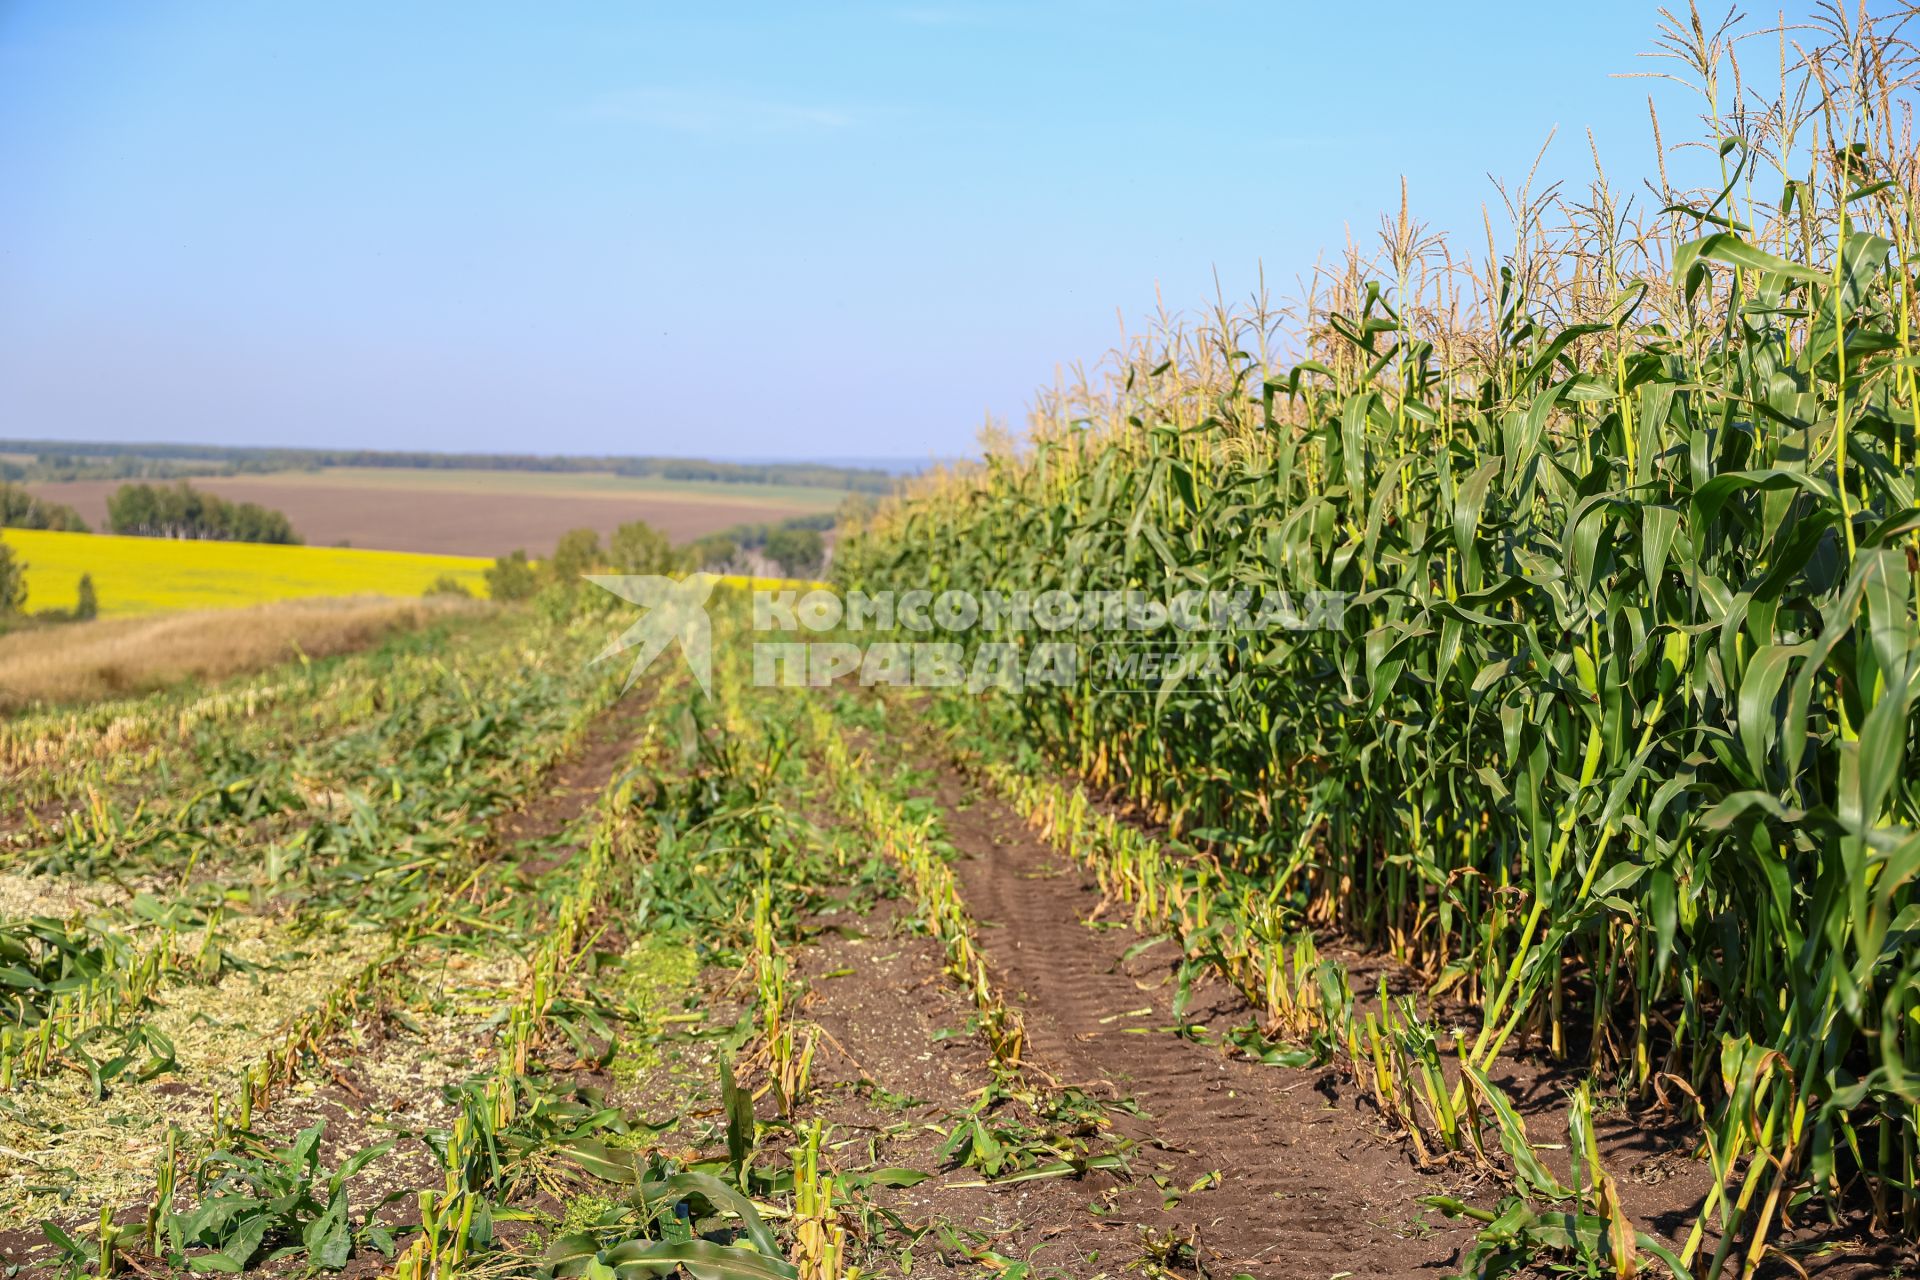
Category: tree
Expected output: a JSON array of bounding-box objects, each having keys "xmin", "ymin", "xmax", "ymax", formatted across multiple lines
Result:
[
  {"xmin": 105, "ymin": 481, "xmax": 299, "ymax": 543},
  {"xmin": 75, "ymin": 573, "xmax": 97, "ymax": 620},
  {"xmin": 0, "ymin": 540, "xmax": 27, "ymax": 615},
  {"xmin": 687, "ymin": 534, "xmax": 739, "ymax": 571},
  {"xmin": 547, "ymin": 528, "xmax": 603, "ymax": 583},
  {"xmin": 764, "ymin": 527, "xmax": 825, "ymax": 578},
  {"xmin": 607, "ymin": 520, "xmax": 677, "ymax": 575},
  {"xmin": 224, "ymin": 500, "xmax": 298, "ymax": 544},
  {"xmin": 106, "ymin": 482, "xmax": 156, "ymax": 534},
  {"xmin": 0, "ymin": 482, "xmax": 89, "ymax": 532},
  {"xmin": 484, "ymin": 550, "xmax": 539, "ymax": 602}
]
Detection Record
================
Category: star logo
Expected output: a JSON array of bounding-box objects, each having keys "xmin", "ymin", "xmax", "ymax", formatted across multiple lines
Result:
[{"xmin": 587, "ymin": 573, "xmax": 718, "ymax": 697}]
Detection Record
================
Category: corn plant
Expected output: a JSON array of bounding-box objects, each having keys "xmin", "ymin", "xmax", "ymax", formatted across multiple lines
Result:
[
  {"xmin": 1425, "ymin": 1080, "xmax": 1691, "ymax": 1279},
  {"xmin": 789, "ymin": 1121, "xmax": 850, "ymax": 1280},
  {"xmin": 751, "ymin": 887, "xmax": 818, "ymax": 1115},
  {"xmin": 834, "ymin": 9, "xmax": 1920, "ymax": 1263}
]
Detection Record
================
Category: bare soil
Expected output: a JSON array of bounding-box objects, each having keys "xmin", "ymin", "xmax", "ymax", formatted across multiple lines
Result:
[
  {"xmin": 786, "ymin": 894, "xmax": 1132, "ymax": 1276},
  {"xmin": 30, "ymin": 477, "xmax": 819, "ymax": 557},
  {"xmin": 902, "ymin": 754, "xmax": 1481, "ymax": 1278}
]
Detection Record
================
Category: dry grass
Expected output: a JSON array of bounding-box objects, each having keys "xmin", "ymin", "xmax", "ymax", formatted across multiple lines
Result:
[{"xmin": 0, "ymin": 595, "xmax": 484, "ymax": 713}]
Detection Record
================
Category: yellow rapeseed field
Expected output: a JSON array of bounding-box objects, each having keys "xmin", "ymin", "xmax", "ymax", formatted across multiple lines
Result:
[{"xmin": 0, "ymin": 529, "xmax": 490, "ymax": 616}]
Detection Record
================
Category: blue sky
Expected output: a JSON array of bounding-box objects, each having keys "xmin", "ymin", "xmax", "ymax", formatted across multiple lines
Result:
[{"xmin": 0, "ymin": 3, "xmax": 1797, "ymax": 461}]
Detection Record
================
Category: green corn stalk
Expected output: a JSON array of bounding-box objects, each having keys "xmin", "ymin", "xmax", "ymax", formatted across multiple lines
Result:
[{"xmin": 833, "ymin": 9, "xmax": 1920, "ymax": 1253}]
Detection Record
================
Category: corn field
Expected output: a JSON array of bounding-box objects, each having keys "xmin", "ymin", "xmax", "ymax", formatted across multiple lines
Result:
[
  {"xmin": 13, "ymin": 6, "xmax": 1920, "ymax": 1278},
  {"xmin": 835, "ymin": 5, "xmax": 1920, "ymax": 1267},
  {"xmin": 1, "ymin": 581, "xmax": 1186, "ymax": 1279}
]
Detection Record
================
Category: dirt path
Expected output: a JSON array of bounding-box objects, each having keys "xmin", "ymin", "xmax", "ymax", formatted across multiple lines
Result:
[
  {"xmin": 910, "ymin": 755, "xmax": 1478, "ymax": 1279},
  {"xmin": 789, "ymin": 895, "xmax": 1129, "ymax": 1276}
]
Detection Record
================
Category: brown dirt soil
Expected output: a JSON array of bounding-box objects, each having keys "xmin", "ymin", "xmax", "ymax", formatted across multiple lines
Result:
[
  {"xmin": 30, "ymin": 477, "xmax": 818, "ymax": 557},
  {"xmin": 784, "ymin": 894, "xmax": 1135, "ymax": 1277},
  {"xmin": 893, "ymin": 751, "xmax": 1483, "ymax": 1279}
]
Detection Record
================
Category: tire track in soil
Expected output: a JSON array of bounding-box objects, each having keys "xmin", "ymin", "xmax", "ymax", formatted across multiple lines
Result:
[
  {"xmin": 790, "ymin": 895, "xmax": 1135, "ymax": 1277},
  {"xmin": 907, "ymin": 754, "xmax": 1478, "ymax": 1280}
]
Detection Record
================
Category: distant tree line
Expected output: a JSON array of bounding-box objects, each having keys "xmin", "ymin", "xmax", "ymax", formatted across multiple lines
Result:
[
  {"xmin": 628, "ymin": 458, "xmax": 889, "ymax": 493},
  {"xmin": 0, "ymin": 453, "xmax": 236, "ymax": 484},
  {"xmin": 691, "ymin": 499, "xmax": 870, "ymax": 576},
  {"xmin": 106, "ymin": 482, "xmax": 301, "ymax": 544},
  {"xmin": 483, "ymin": 518, "xmax": 684, "ymax": 602},
  {"xmin": 763, "ymin": 527, "xmax": 825, "ymax": 577},
  {"xmin": 0, "ymin": 482, "xmax": 90, "ymax": 532},
  {"xmin": 0, "ymin": 440, "xmax": 904, "ymax": 494},
  {"xmin": 704, "ymin": 510, "xmax": 837, "ymax": 552}
]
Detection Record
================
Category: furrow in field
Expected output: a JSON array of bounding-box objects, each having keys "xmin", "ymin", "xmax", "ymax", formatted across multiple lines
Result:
[
  {"xmin": 210, "ymin": 700, "xmax": 662, "ymax": 1259},
  {"xmin": 776, "ymin": 892, "xmax": 1132, "ymax": 1277},
  {"xmin": 806, "ymin": 705, "xmax": 1458, "ymax": 1276},
  {"xmin": 901, "ymin": 748, "xmax": 1475, "ymax": 1279}
]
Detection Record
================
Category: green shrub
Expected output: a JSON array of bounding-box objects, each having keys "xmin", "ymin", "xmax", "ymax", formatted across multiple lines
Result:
[
  {"xmin": 424, "ymin": 574, "xmax": 472, "ymax": 599},
  {"xmin": 484, "ymin": 550, "xmax": 539, "ymax": 602},
  {"xmin": 546, "ymin": 528, "xmax": 603, "ymax": 584},
  {"xmin": 686, "ymin": 533, "xmax": 738, "ymax": 572},
  {"xmin": 0, "ymin": 539, "xmax": 27, "ymax": 615},
  {"xmin": 763, "ymin": 527, "xmax": 823, "ymax": 578},
  {"xmin": 608, "ymin": 519, "xmax": 677, "ymax": 575}
]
